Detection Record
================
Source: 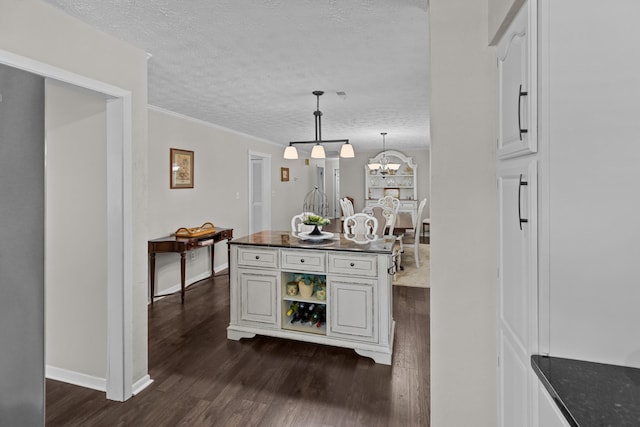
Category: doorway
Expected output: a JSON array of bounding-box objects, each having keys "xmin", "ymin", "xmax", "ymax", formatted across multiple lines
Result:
[
  {"xmin": 0, "ymin": 50, "xmax": 133, "ymax": 403},
  {"xmin": 248, "ymin": 151, "xmax": 272, "ymax": 234}
]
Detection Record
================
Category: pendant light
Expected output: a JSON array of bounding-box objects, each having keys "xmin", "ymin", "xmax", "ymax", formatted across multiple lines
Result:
[
  {"xmin": 368, "ymin": 132, "xmax": 401, "ymax": 174},
  {"xmin": 284, "ymin": 91, "xmax": 355, "ymax": 159}
]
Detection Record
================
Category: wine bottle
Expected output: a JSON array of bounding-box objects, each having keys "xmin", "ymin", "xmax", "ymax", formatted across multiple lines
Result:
[
  {"xmin": 290, "ymin": 311, "xmax": 301, "ymax": 324},
  {"xmin": 286, "ymin": 301, "xmax": 299, "ymax": 317},
  {"xmin": 315, "ymin": 306, "xmax": 326, "ymax": 327},
  {"xmin": 306, "ymin": 304, "xmax": 316, "ymax": 325}
]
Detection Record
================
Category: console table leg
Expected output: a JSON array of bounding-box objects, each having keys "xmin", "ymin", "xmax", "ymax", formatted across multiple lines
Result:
[{"xmin": 180, "ymin": 252, "xmax": 186, "ymax": 304}]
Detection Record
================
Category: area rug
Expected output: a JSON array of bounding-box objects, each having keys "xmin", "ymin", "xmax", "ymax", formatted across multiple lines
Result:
[{"xmin": 393, "ymin": 244, "xmax": 430, "ymax": 288}]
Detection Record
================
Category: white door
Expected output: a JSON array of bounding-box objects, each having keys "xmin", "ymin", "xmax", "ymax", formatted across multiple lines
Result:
[
  {"xmin": 497, "ymin": 159, "xmax": 537, "ymax": 427},
  {"xmin": 497, "ymin": 3, "xmax": 536, "ymax": 159},
  {"xmin": 248, "ymin": 151, "xmax": 271, "ymax": 234}
]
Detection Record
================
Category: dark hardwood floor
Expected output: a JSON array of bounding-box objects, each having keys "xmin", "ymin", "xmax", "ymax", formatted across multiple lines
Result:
[{"xmin": 46, "ymin": 272, "xmax": 430, "ymax": 426}]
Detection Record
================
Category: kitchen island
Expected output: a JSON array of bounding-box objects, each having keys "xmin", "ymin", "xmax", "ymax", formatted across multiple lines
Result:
[{"xmin": 227, "ymin": 231, "xmax": 397, "ymax": 364}]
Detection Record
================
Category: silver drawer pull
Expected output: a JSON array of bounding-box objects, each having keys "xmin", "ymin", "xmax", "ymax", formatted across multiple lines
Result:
[
  {"xmin": 300, "ymin": 259, "xmax": 305, "ymax": 263},
  {"xmin": 350, "ymin": 262, "xmax": 355, "ymax": 267}
]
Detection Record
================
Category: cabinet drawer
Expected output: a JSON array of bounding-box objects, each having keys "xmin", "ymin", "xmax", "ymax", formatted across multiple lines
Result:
[
  {"xmin": 237, "ymin": 246, "xmax": 278, "ymax": 269},
  {"xmin": 281, "ymin": 250, "xmax": 326, "ymax": 272},
  {"xmin": 328, "ymin": 253, "xmax": 378, "ymax": 277}
]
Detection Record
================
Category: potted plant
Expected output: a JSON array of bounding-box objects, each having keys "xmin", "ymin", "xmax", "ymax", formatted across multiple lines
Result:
[{"xmin": 303, "ymin": 214, "xmax": 331, "ymax": 235}]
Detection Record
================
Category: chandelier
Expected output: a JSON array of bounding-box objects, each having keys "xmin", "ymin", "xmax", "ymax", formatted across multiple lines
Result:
[
  {"xmin": 283, "ymin": 91, "xmax": 355, "ymax": 159},
  {"xmin": 367, "ymin": 132, "xmax": 400, "ymax": 174}
]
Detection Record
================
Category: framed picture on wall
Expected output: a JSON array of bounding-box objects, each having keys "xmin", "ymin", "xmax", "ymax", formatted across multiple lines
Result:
[
  {"xmin": 281, "ymin": 167, "xmax": 290, "ymax": 182},
  {"xmin": 170, "ymin": 148, "xmax": 194, "ymax": 189}
]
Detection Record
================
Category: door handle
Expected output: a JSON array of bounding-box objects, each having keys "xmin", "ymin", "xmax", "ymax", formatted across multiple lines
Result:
[
  {"xmin": 518, "ymin": 173, "xmax": 528, "ymax": 231},
  {"xmin": 518, "ymin": 84, "xmax": 528, "ymax": 141}
]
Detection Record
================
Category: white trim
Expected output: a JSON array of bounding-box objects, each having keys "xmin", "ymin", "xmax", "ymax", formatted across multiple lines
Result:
[
  {"xmin": 0, "ymin": 50, "xmax": 135, "ymax": 402},
  {"xmin": 0, "ymin": 50, "xmax": 128, "ymax": 97},
  {"xmin": 46, "ymin": 365, "xmax": 106, "ymax": 392},
  {"xmin": 153, "ymin": 271, "xmax": 212, "ymax": 300},
  {"xmin": 148, "ymin": 104, "xmax": 281, "ymax": 148},
  {"xmin": 132, "ymin": 375, "xmax": 154, "ymax": 395},
  {"xmin": 248, "ymin": 151, "xmax": 272, "ymax": 235}
]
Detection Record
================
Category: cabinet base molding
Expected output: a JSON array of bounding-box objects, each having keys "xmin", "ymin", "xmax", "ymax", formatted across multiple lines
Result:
[{"xmin": 226, "ymin": 323, "xmax": 395, "ymax": 365}]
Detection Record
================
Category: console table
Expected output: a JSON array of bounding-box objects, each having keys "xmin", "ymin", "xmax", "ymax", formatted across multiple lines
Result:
[{"xmin": 148, "ymin": 227, "xmax": 233, "ymax": 304}]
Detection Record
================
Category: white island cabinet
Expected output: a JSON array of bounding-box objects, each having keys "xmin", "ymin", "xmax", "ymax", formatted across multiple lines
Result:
[{"xmin": 227, "ymin": 231, "xmax": 397, "ymax": 364}]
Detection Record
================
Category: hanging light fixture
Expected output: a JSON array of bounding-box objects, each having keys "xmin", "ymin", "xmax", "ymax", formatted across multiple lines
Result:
[
  {"xmin": 368, "ymin": 132, "xmax": 401, "ymax": 174},
  {"xmin": 284, "ymin": 90, "xmax": 355, "ymax": 159}
]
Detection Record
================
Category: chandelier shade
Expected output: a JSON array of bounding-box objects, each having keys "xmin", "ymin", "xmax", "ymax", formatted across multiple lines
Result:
[
  {"xmin": 283, "ymin": 145, "xmax": 299, "ymax": 159},
  {"xmin": 284, "ymin": 91, "xmax": 354, "ymax": 159},
  {"xmin": 310, "ymin": 143, "xmax": 326, "ymax": 159}
]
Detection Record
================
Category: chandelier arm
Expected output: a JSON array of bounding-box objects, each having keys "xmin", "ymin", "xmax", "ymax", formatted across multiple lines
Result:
[{"xmin": 284, "ymin": 90, "xmax": 352, "ymax": 159}]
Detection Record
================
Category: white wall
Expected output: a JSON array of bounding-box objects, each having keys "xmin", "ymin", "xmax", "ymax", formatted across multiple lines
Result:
[
  {"xmin": 430, "ymin": 1, "xmax": 497, "ymax": 426},
  {"xmin": 147, "ymin": 108, "xmax": 316, "ymax": 295},
  {"xmin": 45, "ymin": 80, "xmax": 108, "ymax": 380},
  {"xmin": 1, "ymin": 0, "xmax": 149, "ymax": 385}
]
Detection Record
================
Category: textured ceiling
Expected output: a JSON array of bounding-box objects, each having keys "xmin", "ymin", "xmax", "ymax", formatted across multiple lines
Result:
[{"xmin": 42, "ymin": 0, "xmax": 430, "ymax": 153}]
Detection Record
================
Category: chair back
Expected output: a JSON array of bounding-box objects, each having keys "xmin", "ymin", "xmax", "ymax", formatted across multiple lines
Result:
[
  {"xmin": 377, "ymin": 196, "xmax": 400, "ymax": 232},
  {"xmin": 340, "ymin": 197, "xmax": 355, "ymax": 217},
  {"xmin": 362, "ymin": 204, "xmax": 394, "ymax": 237},
  {"xmin": 343, "ymin": 213, "xmax": 378, "ymax": 244},
  {"xmin": 290, "ymin": 212, "xmax": 316, "ymax": 235},
  {"xmin": 413, "ymin": 198, "xmax": 427, "ymax": 238}
]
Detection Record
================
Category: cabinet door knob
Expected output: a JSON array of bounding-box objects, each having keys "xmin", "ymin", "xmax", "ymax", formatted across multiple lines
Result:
[
  {"xmin": 255, "ymin": 255, "xmax": 260, "ymax": 260},
  {"xmin": 350, "ymin": 262, "xmax": 355, "ymax": 267},
  {"xmin": 300, "ymin": 259, "xmax": 305, "ymax": 263}
]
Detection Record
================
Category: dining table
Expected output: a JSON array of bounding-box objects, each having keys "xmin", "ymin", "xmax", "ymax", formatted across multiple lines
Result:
[{"xmin": 391, "ymin": 212, "xmax": 415, "ymax": 235}]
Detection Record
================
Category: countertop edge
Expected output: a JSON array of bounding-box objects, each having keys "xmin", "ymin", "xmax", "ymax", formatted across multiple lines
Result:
[{"xmin": 530, "ymin": 355, "xmax": 579, "ymax": 427}]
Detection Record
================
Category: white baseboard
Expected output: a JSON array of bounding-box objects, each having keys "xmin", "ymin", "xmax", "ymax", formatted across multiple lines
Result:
[
  {"xmin": 132, "ymin": 374, "xmax": 153, "ymax": 395},
  {"xmin": 214, "ymin": 262, "xmax": 229, "ymax": 274},
  {"xmin": 46, "ymin": 365, "xmax": 106, "ymax": 392},
  {"xmin": 151, "ymin": 263, "xmax": 228, "ymax": 303}
]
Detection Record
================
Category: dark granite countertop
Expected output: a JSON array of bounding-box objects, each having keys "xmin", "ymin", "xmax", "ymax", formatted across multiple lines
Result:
[
  {"xmin": 230, "ymin": 230, "xmax": 396, "ymax": 254},
  {"xmin": 531, "ymin": 355, "xmax": 640, "ymax": 426}
]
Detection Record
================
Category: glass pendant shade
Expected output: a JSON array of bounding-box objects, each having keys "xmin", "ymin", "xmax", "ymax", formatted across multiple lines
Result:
[
  {"xmin": 368, "ymin": 162, "xmax": 382, "ymax": 170},
  {"xmin": 283, "ymin": 145, "xmax": 298, "ymax": 159},
  {"xmin": 311, "ymin": 143, "xmax": 326, "ymax": 159},
  {"xmin": 340, "ymin": 142, "xmax": 355, "ymax": 158}
]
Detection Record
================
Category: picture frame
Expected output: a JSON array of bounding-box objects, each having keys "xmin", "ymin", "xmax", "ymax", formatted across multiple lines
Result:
[
  {"xmin": 383, "ymin": 187, "xmax": 400, "ymax": 198},
  {"xmin": 280, "ymin": 167, "xmax": 290, "ymax": 182},
  {"xmin": 170, "ymin": 148, "xmax": 194, "ymax": 189}
]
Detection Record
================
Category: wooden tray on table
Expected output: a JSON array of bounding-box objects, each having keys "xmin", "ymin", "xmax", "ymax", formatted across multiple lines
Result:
[{"xmin": 174, "ymin": 222, "xmax": 216, "ymax": 238}]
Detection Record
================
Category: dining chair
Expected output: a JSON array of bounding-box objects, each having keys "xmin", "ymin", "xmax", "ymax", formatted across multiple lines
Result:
[
  {"xmin": 398, "ymin": 198, "xmax": 427, "ymax": 268},
  {"xmin": 378, "ymin": 196, "xmax": 400, "ymax": 222},
  {"xmin": 343, "ymin": 213, "xmax": 378, "ymax": 244},
  {"xmin": 290, "ymin": 212, "xmax": 316, "ymax": 236},
  {"xmin": 340, "ymin": 198, "xmax": 355, "ymax": 231},
  {"xmin": 362, "ymin": 204, "xmax": 395, "ymax": 237}
]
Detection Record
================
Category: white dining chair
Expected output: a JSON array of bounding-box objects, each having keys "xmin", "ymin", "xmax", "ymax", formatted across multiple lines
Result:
[
  {"xmin": 362, "ymin": 203, "xmax": 395, "ymax": 237},
  {"xmin": 340, "ymin": 198, "xmax": 355, "ymax": 232},
  {"xmin": 378, "ymin": 196, "xmax": 400, "ymax": 225},
  {"xmin": 290, "ymin": 212, "xmax": 316, "ymax": 236},
  {"xmin": 398, "ymin": 198, "xmax": 427, "ymax": 268},
  {"xmin": 343, "ymin": 213, "xmax": 378, "ymax": 244}
]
